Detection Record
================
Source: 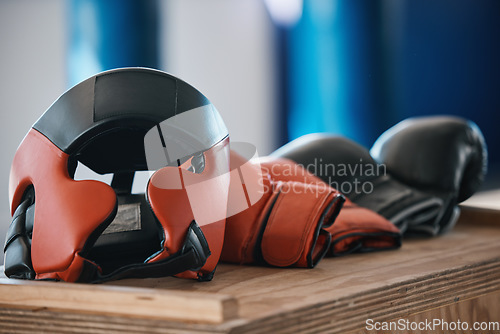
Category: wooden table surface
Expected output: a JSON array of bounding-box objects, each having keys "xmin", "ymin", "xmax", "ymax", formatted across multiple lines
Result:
[{"xmin": 0, "ymin": 191, "xmax": 499, "ymax": 333}]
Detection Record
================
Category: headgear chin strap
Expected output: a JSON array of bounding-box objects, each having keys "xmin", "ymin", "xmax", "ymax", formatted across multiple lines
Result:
[{"xmin": 4, "ymin": 68, "xmax": 230, "ymax": 283}]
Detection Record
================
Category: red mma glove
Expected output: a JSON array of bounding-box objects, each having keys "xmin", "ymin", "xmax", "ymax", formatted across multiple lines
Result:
[
  {"xmin": 258, "ymin": 157, "xmax": 401, "ymax": 256},
  {"xmin": 221, "ymin": 149, "xmax": 344, "ymax": 268}
]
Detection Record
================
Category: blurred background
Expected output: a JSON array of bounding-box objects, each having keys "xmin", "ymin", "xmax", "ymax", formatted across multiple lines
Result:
[{"xmin": 1, "ymin": 0, "xmax": 499, "ymax": 263}]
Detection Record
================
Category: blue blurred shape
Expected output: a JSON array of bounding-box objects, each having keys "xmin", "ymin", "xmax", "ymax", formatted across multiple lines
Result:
[
  {"xmin": 286, "ymin": 0, "xmax": 500, "ymax": 163},
  {"xmin": 68, "ymin": 0, "xmax": 159, "ymax": 86},
  {"xmin": 288, "ymin": 0, "xmax": 389, "ymax": 147}
]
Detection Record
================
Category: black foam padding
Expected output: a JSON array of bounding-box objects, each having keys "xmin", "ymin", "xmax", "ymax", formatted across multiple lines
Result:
[
  {"xmin": 86, "ymin": 194, "xmax": 162, "ymax": 275},
  {"xmin": 82, "ymin": 221, "xmax": 211, "ymax": 283},
  {"xmin": 4, "ymin": 188, "xmax": 36, "ymax": 280},
  {"xmin": 33, "ymin": 68, "xmax": 211, "ymax": 174}
]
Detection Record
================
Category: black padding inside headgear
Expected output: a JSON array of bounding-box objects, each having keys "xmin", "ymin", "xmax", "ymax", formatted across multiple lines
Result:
[
  {"xmin": 85, "ymin": 194, "xmax": 162, "ymax": 275},
  {"xmin": 33, "ymin": 68, "xmax": 211, "ymax": 174},
  {"xmin": 73, "ymin": 124, "xmax": 152, "ymax": 174}
]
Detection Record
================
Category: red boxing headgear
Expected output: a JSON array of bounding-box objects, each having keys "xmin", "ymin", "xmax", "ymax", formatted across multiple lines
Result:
[{"xmin": 5, "ymin": 68, "xmax": 230, "ymax": 283}]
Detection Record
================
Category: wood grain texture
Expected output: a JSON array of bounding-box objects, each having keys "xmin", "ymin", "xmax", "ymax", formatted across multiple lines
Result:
[
  {"xmin": 0, "ymin": 194, "xmax": 499, "ymax": 333},
  {"xmin": 354, "ymin": 290, "xmax": 500, "ymax": 334},
  {"xmin": 0, "ymin": 278, "xmax": 238, "ymax": 325}
]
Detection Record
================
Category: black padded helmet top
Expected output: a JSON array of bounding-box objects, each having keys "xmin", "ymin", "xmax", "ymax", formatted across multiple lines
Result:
[{"xmin": 33, "ymin": 68, "xmax": 226, "ymax": 174}]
